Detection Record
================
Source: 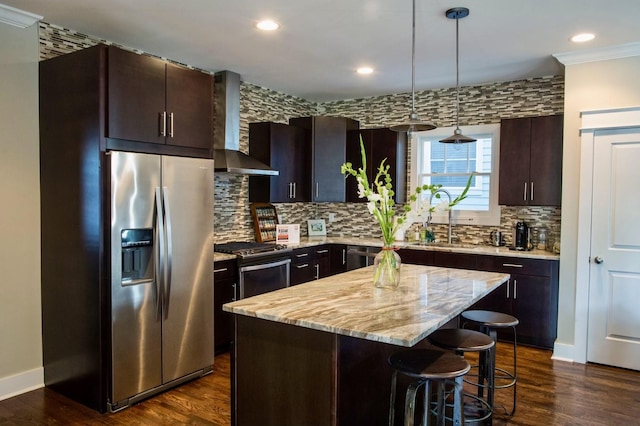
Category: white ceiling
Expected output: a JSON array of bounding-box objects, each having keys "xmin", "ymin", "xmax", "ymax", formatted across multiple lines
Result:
[{"xmin": 5, "ymin": 0, "xmax": 640, "ymax": 102}]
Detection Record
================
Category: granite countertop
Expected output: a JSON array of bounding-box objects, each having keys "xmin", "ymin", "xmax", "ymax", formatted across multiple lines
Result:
[
  {"xmin": 287, "ymin": 236, "xmax": 559, "ymax": 260},
  {"xmin": 223, "ymin": 264, "xmax": 510, "ymax": 347},
  {"xmin": 213, "ymin": 236, "xmax": 560, "ymax": 264}
]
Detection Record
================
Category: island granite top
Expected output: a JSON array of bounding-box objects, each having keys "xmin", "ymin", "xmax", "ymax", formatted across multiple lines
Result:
[{"xmin": 224, "ymin": 264, "xmax": 510, "ymax": 347}]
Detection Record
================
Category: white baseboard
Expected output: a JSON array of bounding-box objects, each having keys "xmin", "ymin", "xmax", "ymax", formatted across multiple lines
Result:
[
  {"xmin": 0, "ymin": 367, "xmax": 44, "ymax": 401},
  {"xmin": 552, "ymin": 342, "xmax": 582, "ymax": 363}
]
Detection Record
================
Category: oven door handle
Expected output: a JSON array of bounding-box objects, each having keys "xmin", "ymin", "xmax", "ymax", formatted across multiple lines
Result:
[{"xmin": 238, "ymin": 258, "xmax": 291, "ymax": 274}]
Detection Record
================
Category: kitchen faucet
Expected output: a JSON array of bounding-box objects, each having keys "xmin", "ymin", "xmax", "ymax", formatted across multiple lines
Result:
[{"xmin": 429, "ymin": 189, "xmax": 453, "ymax": 244}]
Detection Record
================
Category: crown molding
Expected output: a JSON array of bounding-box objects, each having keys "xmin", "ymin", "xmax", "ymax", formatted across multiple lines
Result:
[
  {"xmin": 0, "ymin": 3, "xmax": 42, "ymax": 28},
  {"xmin": 553, "ymin": 41, "xmax": 640, "ymax": 66}
]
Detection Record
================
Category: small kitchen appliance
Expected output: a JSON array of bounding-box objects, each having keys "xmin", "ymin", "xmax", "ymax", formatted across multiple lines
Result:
[{"xmin": 513, "ymin": 221, "xmax": 529, "ymax": 250}]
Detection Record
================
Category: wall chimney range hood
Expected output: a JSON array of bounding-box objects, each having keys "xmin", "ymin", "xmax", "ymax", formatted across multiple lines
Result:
[{"xmin": 213, "ymin": 70, "xmax": 278, "ymax": 175}]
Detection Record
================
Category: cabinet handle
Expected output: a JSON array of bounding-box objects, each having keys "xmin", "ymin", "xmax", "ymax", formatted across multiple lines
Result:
[
  {"xmin": 523, "ymin": 182, "xmax": 527, "ymax": 201},
  {"xmin": 530, "ymin": 181, "xmax": 534, "ymax": 201},
  {"xmin": 293, "ymin": 182, "xmax": 296, "ymax": 199},
  {"xmin": 232, "ymin": 283, "xmax": 237, "ymax": 301},
  {"xmin": 502, "ymin": 263, "xmax": 523, "ymax": 268},
  {"xmin": 342, "ymin": 249, "xmax": 346, "ymax": 265},
  {"xmin": 168, "ymin": 112, "xmax": 174, "ymax": 137},
  {"xmin": 214, "ymin": 267, "xmax": 228, "ymax": 273},
  {"xmin": 160, "ymin": 111, "xmax": 167, "ymax": 136},
  {"xmin": 514, "ymin": 279, "xmax": 518, "ymax": 299},
  {"xmin": 288, "ymin": 182, "xmax": 293, "ymax": 199},
  {"xmin": 296, "ymin": 263, "xmax": 309, "ymax": 269},
  {"xmin": 296, "ymin": 253, "xmax": 309, "ymax": 258},
  {"xmin": 316, "ymin": 249, "xmax": 329, "ymax": 254},
  {"xmin": 506, "ymin": 281, "xmax": 510, "ymax": 299},
  {"xmin": 315, "ymin": 264, "xmax": 320, "ymax": 279},
  {"xmin": 315, "ymin": 182, "xmax": 319, "ymax": 199}
]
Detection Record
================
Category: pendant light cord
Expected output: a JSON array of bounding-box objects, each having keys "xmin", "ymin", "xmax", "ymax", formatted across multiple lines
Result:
[
  {"xmin": 455, "ymin": 14, "xmax": 460, "ymax": 129},
  {"xmin": 411, "ymin": 0, "xmax": 416, "ymax": 113}
]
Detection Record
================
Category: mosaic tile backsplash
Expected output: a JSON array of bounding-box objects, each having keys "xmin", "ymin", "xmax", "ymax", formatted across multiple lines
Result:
[{"xmin": 38, "ymin": 22, "xmax": 563, "ymax": 246}]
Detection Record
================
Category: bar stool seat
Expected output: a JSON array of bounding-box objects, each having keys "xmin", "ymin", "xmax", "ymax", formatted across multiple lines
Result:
[
  {"xmin": 461, "ymin": 310, "xmax": 518, "ymax": 416},
  {"xmin": 389, "ymin": 349, "xmax": 470, "ymax": 426},
  {"xmin": 428, "ymin": 328, "xmax": 495, "ymax": 424}
]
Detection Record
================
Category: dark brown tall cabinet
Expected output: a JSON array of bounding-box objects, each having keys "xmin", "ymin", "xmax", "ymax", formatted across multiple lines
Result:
[
  {"xmin": 106, "ymin": 46, "xmax": 213, "ymax": 156},
  {"xmin": 498, "ymin": 115, "xmax": 563, "ymax": 206},
  {"xmin": 249, "ymin": 122, "xmax": 310, "ymax": 202},
  {"xmin": 346, "ymin": 128, "xmax": 407, "ymax": 203},
  {"xmin": 289, "ymin": 116, "xmax": 360, "ymax": 202}
]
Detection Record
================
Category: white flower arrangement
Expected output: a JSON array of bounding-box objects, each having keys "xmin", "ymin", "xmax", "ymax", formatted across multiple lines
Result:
[{"xmin": 341, "ymin": 135, "xmax": 472, "ymax": 245}]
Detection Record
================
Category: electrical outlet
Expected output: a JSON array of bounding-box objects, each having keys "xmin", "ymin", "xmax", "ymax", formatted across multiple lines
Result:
[{"xmin": 328, "ymin": 213, "xmax": 336, "ymax": 222}]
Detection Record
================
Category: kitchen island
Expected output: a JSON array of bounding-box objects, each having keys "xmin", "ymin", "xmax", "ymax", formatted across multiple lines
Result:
[{"xmin": 224, "ymin": 264, "xmax": 510, "ymax": 426}]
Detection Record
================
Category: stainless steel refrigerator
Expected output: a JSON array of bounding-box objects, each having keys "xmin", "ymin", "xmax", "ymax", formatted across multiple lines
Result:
[{"xmin": 109, "ymin": 151, "xmax": 214, "ymax": 411}]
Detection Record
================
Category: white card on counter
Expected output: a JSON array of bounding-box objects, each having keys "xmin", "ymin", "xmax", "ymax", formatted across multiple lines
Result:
[{"xmin": 276, "ymin": 224, "xmax": 300, "ymax": 245}]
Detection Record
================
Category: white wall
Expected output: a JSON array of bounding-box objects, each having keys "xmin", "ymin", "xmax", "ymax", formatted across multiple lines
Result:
[
  {"xmin": 0, "ymin": 21, "xmax": 43, "ymax": 399},
  {"xmin": 555, "ymin": 54, "xmax": 640, "ymax": 359}
]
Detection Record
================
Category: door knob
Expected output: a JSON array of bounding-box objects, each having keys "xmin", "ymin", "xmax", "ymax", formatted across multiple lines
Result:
[{"xmin": 594, "ymin": 256, "xmax": 604, "ymax": 264}]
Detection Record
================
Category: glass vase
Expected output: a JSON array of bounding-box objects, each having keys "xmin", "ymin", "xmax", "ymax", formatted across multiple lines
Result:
[{"xmin": 373, "ymin": 246, "xmax": 401, "ymax": 289}]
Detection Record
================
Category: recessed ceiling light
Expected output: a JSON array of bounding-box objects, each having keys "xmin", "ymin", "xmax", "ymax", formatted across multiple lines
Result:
[
  {"xmin": 571, "ymin": 33, "xmax": 596, "ymax": 43},
  {"xmin": 357, "ymin": 67, "xmax": 374, "ymax": 75},
  {"xmin": 256, "ymin": 20, "xmax": 279, "ymax": 31}
]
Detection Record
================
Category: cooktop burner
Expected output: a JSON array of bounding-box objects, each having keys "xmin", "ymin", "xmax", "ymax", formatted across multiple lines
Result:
[{"xmin": 214, "ymin": 241, "xmax": 289, "ymax": 257}]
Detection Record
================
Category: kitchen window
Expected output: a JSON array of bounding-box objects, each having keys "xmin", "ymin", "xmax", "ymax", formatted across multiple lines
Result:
[{"xmin": 410, "ymin": 123, "xmax": 501, "ymax": 226}]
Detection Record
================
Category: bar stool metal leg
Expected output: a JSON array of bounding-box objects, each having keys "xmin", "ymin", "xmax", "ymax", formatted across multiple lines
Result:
[{"xmin": 463, "ymin": 310, "xmax": 518, "ymax": 417}]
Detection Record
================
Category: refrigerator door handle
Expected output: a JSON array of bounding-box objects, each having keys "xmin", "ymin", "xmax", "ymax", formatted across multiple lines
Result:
[
  {"xmin": 162, "ymin": 186, "xmax": 173, "ymax": 319},
  {"xmin": 155, "ymin": 187, "xmax": 165, "ymax": 319}
]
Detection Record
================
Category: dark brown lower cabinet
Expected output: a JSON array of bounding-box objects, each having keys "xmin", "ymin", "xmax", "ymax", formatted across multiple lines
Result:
[
  {"xmin": 394, "ymin": 247, "xmax": 559, "ymax": 349},
  {"xmin": 290, "ymin": 245, "xmax": 332, "ymax": 286},
  {"xmin": 473, "ymin": 255, "xmax": 559, "ymax": 349},
  {"xmin": 330, "ymin": 244, "xmax": 348, "ymax": 274},
  {"xmin": 214, "ymin": 259, "xmax": 237, "ymax": 353}
]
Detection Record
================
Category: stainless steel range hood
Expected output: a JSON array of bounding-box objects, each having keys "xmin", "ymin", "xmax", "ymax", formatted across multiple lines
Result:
[{"xmin": 214, "ymin": 71, "xmax": 278, "ymax": 175}]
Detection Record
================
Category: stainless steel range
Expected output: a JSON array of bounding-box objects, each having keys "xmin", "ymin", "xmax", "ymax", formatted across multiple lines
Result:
[{"xmin": 214, "ymin": 242, "xmax": 291, "ymax": 298}]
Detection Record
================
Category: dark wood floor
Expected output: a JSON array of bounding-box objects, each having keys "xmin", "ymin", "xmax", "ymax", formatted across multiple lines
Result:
[{"xmin": 2, "ymin": 344, "xmax": 640, "ymax": 425}]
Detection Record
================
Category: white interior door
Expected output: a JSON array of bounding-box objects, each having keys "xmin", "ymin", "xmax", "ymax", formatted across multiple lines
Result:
[{"xmin": 587, "ymin": 128, "xmax": 640, "ymax": 371}]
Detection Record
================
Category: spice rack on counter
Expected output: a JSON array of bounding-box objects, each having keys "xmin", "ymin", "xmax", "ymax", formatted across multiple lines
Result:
[{"xmin": 250, "ymin": 203, "xmax": 279, "ymax": 242}]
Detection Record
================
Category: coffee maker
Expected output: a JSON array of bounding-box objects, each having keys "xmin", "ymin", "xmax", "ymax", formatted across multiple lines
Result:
[{"xmin": 513, "ymin": 221, "xmax": 529, "ymax": 250}]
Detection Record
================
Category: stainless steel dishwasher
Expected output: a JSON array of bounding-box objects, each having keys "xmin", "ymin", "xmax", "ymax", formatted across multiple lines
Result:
[{"xmin": 346, "ymin": 245, "xmax": 381, "ymax": 271}]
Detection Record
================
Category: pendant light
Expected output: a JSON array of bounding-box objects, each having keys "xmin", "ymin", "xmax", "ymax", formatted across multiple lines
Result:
[
  {"xmin": 440, "ymin": 7, "xmax": 476, "ymax": 144},
  {"xmin": 390, "ymin": 0, "xmax": 436, "ymax": 133}
]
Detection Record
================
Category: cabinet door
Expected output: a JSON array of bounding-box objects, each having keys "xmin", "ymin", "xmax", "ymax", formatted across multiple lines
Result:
[
  {"xmin": 330, "ymin": 244, "xmax": 348, "ymax": 275},
  {"xmin": 346, "ymin": 128, "xmax": 407, "ymax": 203},
  {"xmin": 313, "ymin": 117, "xmax": 351, "ymax": 202},
  {"xmin": 249, "ymin": 123, "xmax": 309, "ymax": 202},
  {"xmin": 529, "ymin": 115, "xmax": 563, "ymax": 206},
  {"xmin": 511, "ymin": 273, "xmax": 555, "ymax": 347},
  {"xmin": 291, "ymin": 116, "xmax": 359, "ymax": 202},
  {"xmin": 498, "ymin": 117, "xmax": 531, "ymax": 205},
  {"xmin": 107, "ymin": 47, "xmax": 166, "ymax": 144},
  {"xmin": 314, "ymin": 246, "xmax": 331, "ymax": 279},
  {"xmin": 214, "ymin": 260, "xmax": 237, "ymax": 353},
  {"xmin": 165, "ymin": 63, "xmax": 213, "ymax": 150}
]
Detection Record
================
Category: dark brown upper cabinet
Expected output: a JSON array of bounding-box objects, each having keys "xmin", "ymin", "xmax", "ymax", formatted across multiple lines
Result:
[
  {"xmin": 289, "ymin": 116, "xmax": 360, "ymax": 202},
  {"xmin": 498, "ymin": 115, "xmax": 563, "ymax": 206},
  {"xmin": 345, "ymin": 128, "xmax": 407, "ymax": 203},
  {"xmin": 39, "ymin": 44, "xmax": 212, "ymax": 159},
  {"xmin": 249, "ymin": 122, "xmax": 310, "ymax": 202},
  {"xmin": 107, "ymin": 46, "xmax": 213, "ymax": 152}
]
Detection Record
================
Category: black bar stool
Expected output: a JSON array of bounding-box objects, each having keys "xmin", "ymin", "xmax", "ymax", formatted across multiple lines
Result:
[
  {"xmin": 389, "ymin": 349, "xmax": 470, "ymax": 426},
  {"xmin": 427, "ymin": 328, "xmax": 495, "ymax": 424},
  {"xmin": 461, "ymin": 310, "xmax": 518, "ymax": 416}
]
